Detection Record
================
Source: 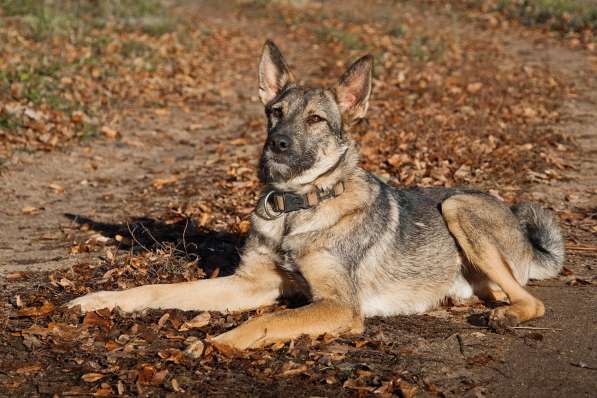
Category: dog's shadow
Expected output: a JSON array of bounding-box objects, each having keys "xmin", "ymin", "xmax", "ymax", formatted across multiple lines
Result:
[{"xmin": 64, "ymin": 213, "xmax": 243, "ymax": 277}]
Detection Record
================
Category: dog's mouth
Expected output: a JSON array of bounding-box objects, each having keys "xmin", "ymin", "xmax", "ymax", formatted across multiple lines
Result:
[
  {"xmin": 258, "ymin": 146, "xmax": 319, "ymax": 185},
  {"xmin": 271, "ymin": 153, "xmax": 292, "ymax": 166},
  {"xmin": 259, "ymin": 150, "xmax": 291, "ymax": 183}
]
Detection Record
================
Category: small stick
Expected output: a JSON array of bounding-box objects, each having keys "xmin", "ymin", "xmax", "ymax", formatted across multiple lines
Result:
[
  {"xmin": 570, "ymin": 362, "xmax": 597, "ymax": 370},
  {"xmin": 127, "ymin": 222, "xmax": 150, "ymax": 252},
  {"xmin": 566, "ymin": 244, "xmax": 597, "ymax": 253},
  {"xmin": 457, "ymin": 334, "xmax": 465, "ymax": 356},
  {"xmin": 509, "ymin": 326, "xmax": 562, "ymax": 331}
]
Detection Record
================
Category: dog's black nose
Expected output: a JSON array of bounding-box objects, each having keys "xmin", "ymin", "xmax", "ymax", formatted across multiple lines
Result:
[{"xmin": 271, "ymin": 135, "xmax": 291, "ymax": 153}]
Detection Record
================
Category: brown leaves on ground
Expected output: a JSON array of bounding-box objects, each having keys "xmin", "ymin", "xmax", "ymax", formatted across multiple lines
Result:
[
  {"xmin": 2, "ymin": 263, "xmax": 469, "ymax": 397},
  {"xmin": 1, "ymin": 0, "xmax": 596, "ymax": 397}
]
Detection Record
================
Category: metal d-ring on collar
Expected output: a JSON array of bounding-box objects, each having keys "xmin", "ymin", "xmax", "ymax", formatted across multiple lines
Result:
[{"xmin": 262, "ymin": 190, "xmax": 284, "ymax": 220}]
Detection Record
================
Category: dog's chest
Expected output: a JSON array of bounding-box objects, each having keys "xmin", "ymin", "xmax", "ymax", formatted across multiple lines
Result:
[
  {"xmin": 252, "ymin": 207, "xmax": 333, "ymax": 276},
  {"xmin": 277, "ymin": 232, "xmax": 317, "ymax": 272}
]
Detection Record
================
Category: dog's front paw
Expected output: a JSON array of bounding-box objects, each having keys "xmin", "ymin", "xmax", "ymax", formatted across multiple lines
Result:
[
  {"xmin": 67, "ymin": 291, "xmax": 121, "ymax": 313},
  {"xmin": 211, "ymin": 330, "xmax": 251, "ymax": 351}
]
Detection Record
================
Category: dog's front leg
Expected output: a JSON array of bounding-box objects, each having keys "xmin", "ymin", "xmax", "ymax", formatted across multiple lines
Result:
[
  {"xmin": 68, "ymin": 242, "xmax": 283, "ymax": 313},
  {"xmin": 213, "ymin": 251, "xmax": 363, "ymax": 350},
  {"xmin": 213, "ymin": 299, "xmax": 362, "ymax": 350}
]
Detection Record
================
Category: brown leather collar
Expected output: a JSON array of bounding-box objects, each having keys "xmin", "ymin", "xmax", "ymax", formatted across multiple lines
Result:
[{"xmin": 262, "ymin": 181, "xmax": 345, "ymax": 219}]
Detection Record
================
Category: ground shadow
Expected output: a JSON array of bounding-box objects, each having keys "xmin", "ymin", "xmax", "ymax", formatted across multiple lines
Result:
[
  {"xmin": 467, "ymin": 312, "xmax": 490, "ymax": 327},
  {"xmin": 64, "ymin": 213, "xmax": 243, "ymax": 277}
]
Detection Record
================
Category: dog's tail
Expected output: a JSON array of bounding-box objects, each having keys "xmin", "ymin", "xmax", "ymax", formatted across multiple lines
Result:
[{"xmin": 511, "ymin": 203, "xmax": 565, "ymax": 280}]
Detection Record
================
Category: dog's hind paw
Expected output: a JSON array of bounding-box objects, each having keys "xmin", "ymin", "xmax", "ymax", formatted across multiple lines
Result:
[
  {"xmin": 488, "ymin": 307, "xmax": 520, "ymax": 332},
  {"xmin": 487, "ymin": 299, "xmax": 545, "ymax": 332}
]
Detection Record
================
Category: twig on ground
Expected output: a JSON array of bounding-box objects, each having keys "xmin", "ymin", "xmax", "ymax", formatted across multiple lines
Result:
[
  {"xmin": 182, "ymin": 218, "xmax": 190, "ymax": 257},
  {"xmin": 456, "ymin": 334, "xmax": 465, "ymax": 356},
  {"xmin": 570, "ymin": 361, "xmax": 597, "ymax": 370},
  {"xmin": 126, "ymin": 222, "xmax": 151, "ymax": 252},
  {"xmin": 566, "ymin": 244, "xmax": 597, "ymax": 255},
  {"xmin": 137, "ymin": 222, "xmax": 167, "ymax": 251},
  {"xmin": 509, "ymin": 326, "xmax": 562, "ymax": 331}
]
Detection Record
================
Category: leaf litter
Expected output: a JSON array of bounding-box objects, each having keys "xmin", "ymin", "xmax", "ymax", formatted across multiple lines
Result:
[{"xmin": 1, "ymin": 0, "xmax": 596, "ymax": 397}]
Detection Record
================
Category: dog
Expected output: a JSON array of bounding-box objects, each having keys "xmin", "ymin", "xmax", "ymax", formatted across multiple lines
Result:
[{"xmin": 68, "ymin": 40, "xmax": 565, "ymax": 350}]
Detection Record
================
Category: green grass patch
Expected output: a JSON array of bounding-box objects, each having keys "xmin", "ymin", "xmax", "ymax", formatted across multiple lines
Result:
[
  {"xmin": 121, "ymin": 40, "xmax": 152, "ymax": 57},
  {"xmin": 0, "ymin": 110, "xmax": 20, "ymax": 131},
  {"xmin": 0, "ymin": 0, "xmax": 176, "ymax": 40},
  {"xmin": 314, "ymin": 27, "xmax": 367, "ymax": 51},
  {"xmin": 409, "ymin": 35, "xmax": 446, "ymax": 62},
  {"xmin": 79, "ymin": 123, "xmax": 99, "ymax": 142},
  {"xmin": 1, "ymin": 61, "xmax": 76, "ymax": 112},
  {"xmin": 495, "ymin": 0, "xmax": 597, "ymax": 32},
  {"xmin": 388, "ymin": 25, "xmax": 406, "ymax": 38}
]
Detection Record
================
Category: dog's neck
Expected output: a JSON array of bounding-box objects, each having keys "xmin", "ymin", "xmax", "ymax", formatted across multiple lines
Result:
[{"xmin": 269, "ymin": 141, "xmax": 359, "ymax": 195}]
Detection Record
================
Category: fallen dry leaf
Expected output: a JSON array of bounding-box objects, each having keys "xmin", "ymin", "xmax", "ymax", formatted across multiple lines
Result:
[
  {"xmin": 171, "ymin": 378, "xmax": 182, "ymax": 393},
  {"xmin": 83, "ymin": 311, "xmax": 112, "ymax": 331},
  {"xmin": 151, "ymin": 369, "xmax": 169, "ymax": 385},
  {"xmin": 21, "ymin": 206, "xmax": 39, "ymax": 215},
  {"xmin": 178, "ymin": 312, "xmax": 211, "ymax": 331},
  {"xmin": 157, "ymin": 312, "xmax": 170, "ymax": 328},
  {"xmin": 137, "ymin": 365, "xmax": 157, "ymax": 385},
  {"xmin": 238, "ymin": 220, "xmax": 251, "ymax": 234},
  {"xmin": 158, "ymin": 348, "xmax": 185, "ymax": 364},
  {"xmin": 48, "ymin": 183, "xmax": 65, "ymax": 193},
  {"xmin": 279, "ymin": 362, "xmax": 308, "ymax": 377},
  {"xmin": 15, "ymin": 364, "xmax": 43, "ymax": 375},
  {"xmin": 184, "ymin": 340, "xmax": 206, "ymax": 359},
  {"xmin": 18, "ymin": 302, "xmax": 54, "ymax": 317},
  {"xmin": 152, "ymin": 176, "xmax": 178, "ymax": 189},
  {"xmin": 6, "ymin": 272, "xmax": 25, "ymax": 281},
  {"xmin": 397, "ymin": 379, "xmax": 418, "ymax": 398},
  {"xmin": 100, "ymin": 126, "xmax": 119, "ymax": 139},
  {"xmin": 81, "ymin": 373, "xmax": 105, "ymax": 383},
  {"xmin": 93, "ymin": 385, "xmax": 113, "ymax": 397}
]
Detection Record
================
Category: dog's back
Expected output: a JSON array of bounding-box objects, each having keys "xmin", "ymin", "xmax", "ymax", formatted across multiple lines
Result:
[{"xmin": 323, "ymin": 170, "xmax": 563, "ymax": 318}]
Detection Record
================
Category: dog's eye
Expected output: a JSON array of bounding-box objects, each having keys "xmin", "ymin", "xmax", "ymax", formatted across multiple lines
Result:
[
  {"xmin": 270, "ymin": 108, "xmax": 283, "ymax": 119},
  {"xmin": 306, "ymin": 114, "xmax": 324, "ymax": 125}
]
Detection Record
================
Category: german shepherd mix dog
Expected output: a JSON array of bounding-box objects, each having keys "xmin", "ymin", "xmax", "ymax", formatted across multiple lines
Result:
[{"xmin": 69, "ymin": 40, "xmax": 565, "ymax": 350}]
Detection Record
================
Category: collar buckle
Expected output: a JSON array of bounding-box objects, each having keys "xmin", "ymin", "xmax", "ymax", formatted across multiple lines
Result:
[{"xmin": 262, "ymin": 190, "xmax": 284, "ymax": 220}]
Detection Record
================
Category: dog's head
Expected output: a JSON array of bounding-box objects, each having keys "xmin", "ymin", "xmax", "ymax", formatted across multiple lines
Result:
[{"xmin": 257, "ymin": 40, "xmax": 372, "ymax": 187}]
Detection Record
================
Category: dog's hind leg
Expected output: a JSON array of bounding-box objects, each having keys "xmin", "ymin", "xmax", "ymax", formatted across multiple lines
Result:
[
  {"xmin": 68, "ymin": 247, "xmax": 283, "ymax": 313},
  {"xmin": 442, "ymin": 194, "xmax": 544, "ymax": 328}
]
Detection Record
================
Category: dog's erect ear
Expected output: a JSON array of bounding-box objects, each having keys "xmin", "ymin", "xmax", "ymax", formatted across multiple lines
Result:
[
  {"xmin": 335, "ymin": 55, "xmax": 373, "ymax": 121},
  {"xmin": 259, "ymin": 40, "xmax": 295, "ymax": 105}
]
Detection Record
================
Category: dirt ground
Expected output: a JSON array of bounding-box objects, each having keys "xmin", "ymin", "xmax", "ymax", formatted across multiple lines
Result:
[{"xmin": 0, "ymin": 1, "xmax": 596, "ymax": 397}]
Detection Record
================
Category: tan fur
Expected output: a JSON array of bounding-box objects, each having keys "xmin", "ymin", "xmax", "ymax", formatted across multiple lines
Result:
[{"xmin": 442, "ymin": 194, "xmax": 545, "ymax": 326}]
